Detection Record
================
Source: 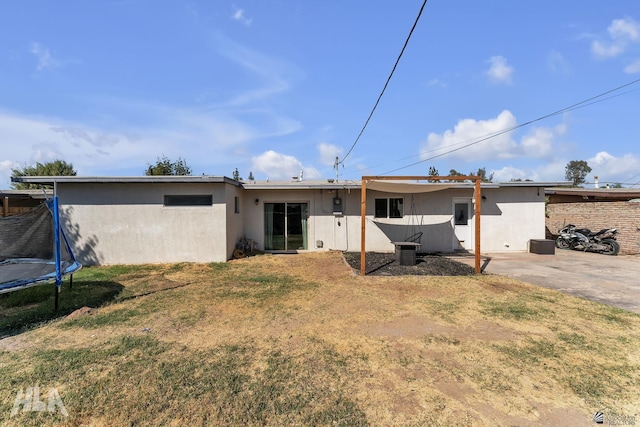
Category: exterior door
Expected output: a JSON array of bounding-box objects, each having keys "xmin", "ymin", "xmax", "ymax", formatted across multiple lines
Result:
[
  {"xmin": 452, "ymin": 198, "xmax": 472, "ymax": 251},
  {"xmin": 264, "ymin": 202, "xmax": 308, "ymax": 251}
]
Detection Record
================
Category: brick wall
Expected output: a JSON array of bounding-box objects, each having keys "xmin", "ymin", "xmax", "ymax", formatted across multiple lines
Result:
[{"xmin": 546, "ymin": 201, "xmax": 640, "ymax": 255}]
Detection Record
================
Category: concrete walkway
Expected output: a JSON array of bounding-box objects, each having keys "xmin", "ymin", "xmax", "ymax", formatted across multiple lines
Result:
[{"xmin": 454, "ymin": 250, "xmax": 640, "ymax": 314}]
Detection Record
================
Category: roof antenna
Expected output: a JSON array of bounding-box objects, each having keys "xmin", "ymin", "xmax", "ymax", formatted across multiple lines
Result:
[{"xmin": 334, "ymin": 156, "xmax": 340, "ymax": 183}]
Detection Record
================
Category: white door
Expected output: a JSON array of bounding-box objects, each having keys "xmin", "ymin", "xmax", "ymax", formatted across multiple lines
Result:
[{"xmin": 452, "ymin": 198, "xmax": 472, "ymax": 251}]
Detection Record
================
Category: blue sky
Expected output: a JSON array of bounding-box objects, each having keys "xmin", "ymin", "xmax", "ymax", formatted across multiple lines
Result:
[{"xmin": 1, "ymin": 1, "xmax": 640, "ymax": 187}]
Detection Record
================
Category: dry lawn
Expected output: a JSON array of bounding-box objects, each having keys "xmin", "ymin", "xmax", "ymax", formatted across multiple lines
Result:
[{"xmin": 1, "ymin": 251, "xmax": 639, "ymax": 426}]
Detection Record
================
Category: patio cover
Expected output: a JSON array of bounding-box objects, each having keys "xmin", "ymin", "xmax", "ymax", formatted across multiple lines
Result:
[{"xmin": 366, "ymin": 180, "xmax": 468, "ymax": 194}]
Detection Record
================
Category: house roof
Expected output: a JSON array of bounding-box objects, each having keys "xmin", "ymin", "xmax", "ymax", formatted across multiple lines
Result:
[
  {"xmin": 546, "ymin": 187, "xmax": 640, "ymax": 200},
  {"xmin": 10, "ymin": 175, "xmax": 571, "ymax": 192},
  {"xmin": 11, "ymin": 175, "xmax": 241, "ymax": 186},
  {"xmin": 0, "ymin": 189, "xmax": 50, "ymax": 199}
]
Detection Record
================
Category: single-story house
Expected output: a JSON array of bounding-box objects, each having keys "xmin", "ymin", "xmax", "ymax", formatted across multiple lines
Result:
[
  {"xmin": 11, "ymin": 175, "xmax": 566, "ymax": 265},
  {"xmin": 1, "ymin": 189, "xmax": 47, "ymax": 217},
  {"xmin": 546, "ymin": 187, "xmax": 640, "ymax": 255}
]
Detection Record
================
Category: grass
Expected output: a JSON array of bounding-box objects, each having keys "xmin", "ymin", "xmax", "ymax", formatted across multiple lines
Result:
[{"xmin": 1, "ymin": 251, "xmax": 639, "ymax": 425}]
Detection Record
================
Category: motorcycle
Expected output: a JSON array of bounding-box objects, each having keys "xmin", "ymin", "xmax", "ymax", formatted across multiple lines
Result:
[{"xmin": 555, "ymin": 224, "xmax": 620, "ymax": 255}]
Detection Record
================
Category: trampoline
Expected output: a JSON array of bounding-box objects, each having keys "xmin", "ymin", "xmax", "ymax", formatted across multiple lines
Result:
[{"xmin": 0, "ymin": 197, "xmax": 81, "ymax": 294}]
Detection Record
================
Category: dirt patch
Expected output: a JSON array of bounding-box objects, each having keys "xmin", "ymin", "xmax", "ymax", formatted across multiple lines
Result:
[
  {"xmin": 66, "ymin": 306, "xmax": 96, "ymax": 319},
  {"xmin": 343, "ymin": 251, "xmax": 477, "ymax": 276}
]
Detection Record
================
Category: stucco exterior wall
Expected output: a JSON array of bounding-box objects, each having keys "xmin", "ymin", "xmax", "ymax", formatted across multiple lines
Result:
[
  {"xmin": 479, "ymin": 187, "xmax": 546, "ymax": 252},
  {"xmin": 57, "ymin": 182, "xmax": 231, "ymax": 265},
  {"xmin": 51, "ymin": 180, "xmax": 548, "ymax": 265},
  {"xmin": 242, "ymin": 186, "xmax": 546, "ymax": 254}
]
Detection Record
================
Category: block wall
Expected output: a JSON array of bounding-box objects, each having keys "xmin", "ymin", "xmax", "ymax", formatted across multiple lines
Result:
[{"xmin": 546, "ymin": 201, "xmax": 640, "ymax": 254}]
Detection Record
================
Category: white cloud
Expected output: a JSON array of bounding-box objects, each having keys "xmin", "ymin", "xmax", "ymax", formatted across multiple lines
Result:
[
  {"xmin": 491, "ymin": 160, "xmax": 572, "ymax": 183},
  {"xmin": 624, "ymin": 58, "xmax": 640, "ymax": 73},
  {"xmin": 232, "ymin": 7, "xmax": 253, "ymax": 26},
  {"xmin": 427, "ymin": 78, "xmax": 447, "ymax": 88},
  {"xmin": 547, "ymin": 50, "xmax": 572, "ymax": 74},
  {"xmin": 591, "ymin": 17, "xmax": 640, "ymax": 59},
  {"xmin": 212, "ymin": 33, "xmax": 300, "ymax": 108},
  {"xmin": 317, "ymin": 143, "xmax": 343, "ymax": 166},
  {"xmin": 609, "ymin": 18, "xmax": 640, "ymax": 41},
  {"xmin": 29, "ymin": 42, "xmax": 59, "ymax": 71},
  {"xmin": 421, "ymin": 110, "xmax": 517, "ymax": 162},
  {"xmin": 588, "ymin": 151, "xmax": 640, "ymax": 184},
  {"xmin": 485, "ymin": 56, "xmax": 513, "ymax": 85},
  {"xmin": 0, "ymin": 96, "xmax": 305, "ymax": 186},
  {"xmin": 420, "ymin": 111, "xmax": 566, "ymax": 164},
  {"xmin": 251, "ymin": 150, "xmax": 320, "ymax": 181}
]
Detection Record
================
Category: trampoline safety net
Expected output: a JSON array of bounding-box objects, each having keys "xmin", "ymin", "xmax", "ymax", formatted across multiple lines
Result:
[{"xmin": 0, "ymin": 199, "xmax": 81, "ymax": 293}]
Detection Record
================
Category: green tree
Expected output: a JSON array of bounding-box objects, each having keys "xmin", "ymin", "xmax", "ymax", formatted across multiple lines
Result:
[
  {"xmin": 564, "ymin": 160, "xmax": 591, "ymax": 187},
  {"xmin": 470, "ymin": 167, "xmax": 493, "ymax": 182},
  {"xmin": 428, "ymin": 166, "xmax": 440, "ymax": 182},
  {"xmin": 232, "ymin": 168, "xmax": 242, "ymax": 181},
  {"xmin": 145, "ymin": 156, "xmax": 192, "ymax": 176},
  {"xmin": 447, "ymin": 169, "xmax": 464, "ymax": 182},
  {"xmin": 248, "ymin": 171, "xmax": 255, "ymax": 181},
  {"xmin": 611, "ymin": 182, "xmax": 623, "ymax": 188},
  {"xmin": 11, "ymin": 160, "xmax": 77, "ymax": 189}
]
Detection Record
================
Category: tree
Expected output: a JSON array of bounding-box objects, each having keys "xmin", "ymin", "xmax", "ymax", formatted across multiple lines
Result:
[
  {"xmin": 428, "ymin": 166, "xmax": 440, "ymax": 182},
  {"xmin": 248, "ymin": 171, "xmax": 255, "ymax": 181},
  {"xmin": 446, "ymin": 169, "xmax": 464, "ymax": 183},
  {"xmin": 565, "ymin": 160, "xmax": 591, "ymax": 187},
  {"xmin": 11, "ymin": 160, "xmax": 77, "ymax": 189},
  {"xmin": 470, "ymin": 167, "xmax": 493, "ymax": 183},
  {"xmin": 232, "ymin": 168, "xmax": 242, "ymax": 181},
  {"xmin": 145, "ymin": 156, "xmax": 192, "ymax": 176}
]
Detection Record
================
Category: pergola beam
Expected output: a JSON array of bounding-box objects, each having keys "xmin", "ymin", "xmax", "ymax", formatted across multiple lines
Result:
[{"xmin": 360, "ymin": 175, "xmax": 482, "ymax": 276}]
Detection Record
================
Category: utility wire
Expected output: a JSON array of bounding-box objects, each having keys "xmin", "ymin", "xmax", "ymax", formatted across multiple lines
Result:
[
  {"xmin": 380, "ymin": 77, "xmax": 640, "ymax": 175},
  {"xmin": 339, "ymin": 0, "xmax": 428, "ymax": 166}
]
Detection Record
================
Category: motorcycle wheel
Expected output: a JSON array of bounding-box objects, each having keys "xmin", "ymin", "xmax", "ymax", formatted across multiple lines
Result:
[
  {"xmin": 600, "ymin": 239, "xmax": 620, "ymax": 256},
  {"xmin": 555, "ymin": 236, "xmax": 571, "ymax": 249}
]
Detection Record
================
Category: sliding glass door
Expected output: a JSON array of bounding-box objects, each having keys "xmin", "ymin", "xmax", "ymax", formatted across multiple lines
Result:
[{"xmin": 264, "ymin": 202, "xmax": 308, "ymax": 251}]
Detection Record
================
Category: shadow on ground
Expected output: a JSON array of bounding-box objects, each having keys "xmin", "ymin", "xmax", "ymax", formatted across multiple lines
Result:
[
  {"xmin": 343, "ymin": 252, "xmax": 477, "ymax": 276},
  {"xmin": 0, "ymin": 279, "xmax": 124, "ymax": 338}
]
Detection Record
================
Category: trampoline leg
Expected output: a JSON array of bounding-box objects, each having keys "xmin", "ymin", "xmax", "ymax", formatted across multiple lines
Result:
[
  {"xmin": 54, "ymin": 286, "xmax": 60, "ymax": 312},
  {"xmin": 69, "ymin": 274, "xmax": 73, "ymax": 290}
]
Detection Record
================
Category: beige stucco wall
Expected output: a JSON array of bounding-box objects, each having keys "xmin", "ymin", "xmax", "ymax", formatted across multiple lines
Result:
[
  {"xmin": 242, "ymin": 186, "xmax": 546, "ymax": 254},
  {"xmin": 55, "ymin": 182, "xmax": 546, "ymax": 265},
  {"xmin": 479, "ymin": 187, "xmax": 546, "ymax": 252},
  {"xmin": 58, "ymin": 182, "xmax": 232, "ymax": 265}
]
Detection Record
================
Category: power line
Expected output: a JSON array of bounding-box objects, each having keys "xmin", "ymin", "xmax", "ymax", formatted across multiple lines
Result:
[
  {"xmin": 338, "ymin": 0, "xmax": 429, "ymax": 167},
  {"xmin": 380, "ymin": 77, "xmax": 640, "ymax": 175}
]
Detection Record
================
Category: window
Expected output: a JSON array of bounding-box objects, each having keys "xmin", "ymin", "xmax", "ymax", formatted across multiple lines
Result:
[
  {"xmin": 454, "ymin": 203, "xmax": 469, "ymax": 225},
  {"xmin": 374, "ymin": 198, "xmax": 403, "ymax": 218},
  {"xmin": 234, "ymin": 196, "xmax": 240, "ymax": 213},
  {"xmin": 164, "ymin": 195, "xmax": 212, "ymax": 206}
]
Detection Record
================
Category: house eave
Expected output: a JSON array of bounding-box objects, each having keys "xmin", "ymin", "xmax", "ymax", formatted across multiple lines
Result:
[{"xmin": 11, "ymin": 175, "xmax": 241, "ymax": 186}]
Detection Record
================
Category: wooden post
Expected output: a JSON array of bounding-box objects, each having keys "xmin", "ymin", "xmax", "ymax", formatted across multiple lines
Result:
[
  {"xmin": 474, "ymin": 177, "xmax": 481, "ymax": 274},
  {"xmin": 2, "ymin": 196, "xmax": 7, "ymax": 217},
  {"xmin": 360, "ymin": 177, "xmax": 367, "ymax": 276},
  {"xmin": 359, "ymin": 175, "xmax": 482, "ymax": 276}
]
